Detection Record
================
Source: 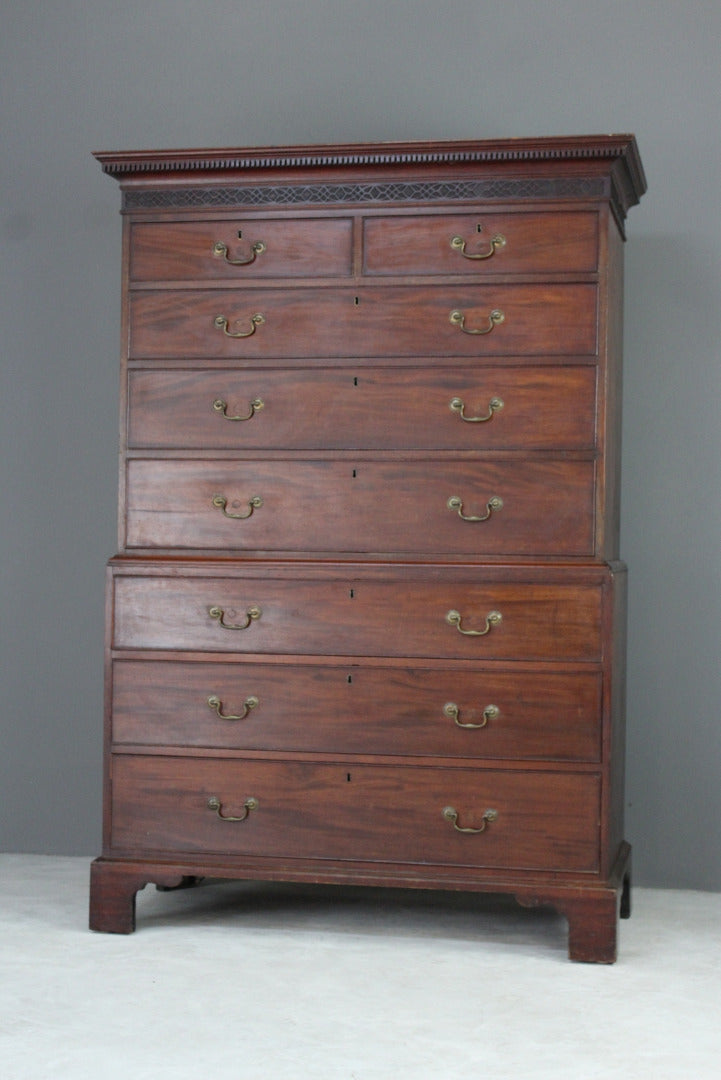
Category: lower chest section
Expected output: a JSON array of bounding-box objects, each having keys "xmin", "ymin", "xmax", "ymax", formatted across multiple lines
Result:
[{"xmin": 106, "ymin": 561, "xmax": 620, "ymax": 877}]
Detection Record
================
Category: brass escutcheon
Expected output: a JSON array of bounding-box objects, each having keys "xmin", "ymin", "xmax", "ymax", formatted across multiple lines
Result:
[
  {"xmin": 212, "ymin": 494, "xmax": 263, "ymax": 520},
  {"xmin": 449, "ymin": 309, "xmax": 505, "ymax": 335},
  {"xmin": 443, "ymin": 702, "xmax": 500, "ymax": 729},
  {"xmin": 447, "ymin": 495, "xmax": 503, "ymax": 522},
  {"xmin": 207, "ymin": 694, "xmax": 259, "ymax": 721},
  {"xmin": 208, "ymin": 605, "xmax": 262, "ymax": 630},
  {"xmin": 212, "ymin": 239, "xmax": 266, "ymax": 265},
  {"xmin": 450, "ymin": 232, "xmax": 506, "ymax": 260},
  {"xmin": 449, "ymin": 396, "xmax": 504, "ymax": 423},
  {"xmin": 212, "ymin": 397, "xmax": 264, "ymax": 421},
  {"xmin": 207, "ymin": 795, "xmax": 259, "ymax": 822},
  {"xmin": 446, "ymin": 609, "xmax": 502, "ymax": 637},
  {"xmin": 442, "ymin": 806, "xmax": 498, "ymax": 834},
  {"xmin": 214, "ymin": 312, "xmax": 265, "ymax": 338}
]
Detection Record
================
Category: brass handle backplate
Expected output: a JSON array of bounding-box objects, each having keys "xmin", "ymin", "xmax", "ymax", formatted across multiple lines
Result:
[
  {"xmin": 443, "ymin": 702, "xmax": 500, "ymax": 729},
  {"xmin": 449, "ymin": 396, "xmax": 504, "ymax": 423},
  {"xmin": 207, "ymin": 795, "xmax": 259, "ymax": 821},
  {"xmin": 212, "ymin": 397, "xmax": 264, "ymax": 421},
  {"xmin": 450, "ymin": 233, "xmax": 506, "ymax": 260},
  {"xmin": 208, "ymin": 605, "xmax": 262, "ymax": 630},
  {"xmin": 449, "ymin": 309, "xmax": 505, "ymax": 335},
  {"xmin": 442, "ymin": 806, "xmax": 498, "ymax": 834},
  {"xmin": 214, "ymin": 313, "xmax": 265, "ymax": 338},
  {"xmin": 212, "ymin": 494, "xmax": 263, "ymax": 520},
  {"xmin": 447, "ymin": 495, "xmax": 503, "ymax": 522},
  {"xmin": 207, "ymin": 694, "xmax": 259, "ymax": 721},
  {"xmin": 213, "ymin": 240, "xmax": 267, "ymax": 266},
  {"xmin": 446, "ymin": 609, "xmax": 502, "ymax": 637}
]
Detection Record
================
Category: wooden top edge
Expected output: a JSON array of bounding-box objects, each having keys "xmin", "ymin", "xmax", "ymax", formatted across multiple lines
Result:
[{"xmin": 93, "ymin": 135, "xmax": 646, "ymax": 202}]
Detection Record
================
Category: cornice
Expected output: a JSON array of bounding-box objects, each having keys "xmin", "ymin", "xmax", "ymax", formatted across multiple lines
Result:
[{"xmin": 95, "ymin": 136, "xmax": 646, "ymax": 217}]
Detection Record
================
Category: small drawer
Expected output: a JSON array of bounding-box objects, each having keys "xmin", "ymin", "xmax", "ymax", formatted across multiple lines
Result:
[
  {"xmin": 112, "ymin": 572, "xmax": 603, "ymax": 661},
  {"xmin": 363, "ymin": 211, "xmax": 599, "ymax": 275},
  {"xmin": 124, "ymin": 457, "xmax": 596, "ymax": 557},
  {"xmin": 127, "ymin": 365, "xmax": 597, "ymax": 452},
  {"xmin": 110, "ymin": 755, "xmax": 601, "ymax": 872},
  {"xmin": 111, "ymin": 659, "xmax": 603, "ymax": 762},
  {"xmin": 128, "ymin": 284, "xmax": 597, "ymax": 360},
  {"xmin": 129, "ymin": 217, "xmax": 353, "ymax": 280}
]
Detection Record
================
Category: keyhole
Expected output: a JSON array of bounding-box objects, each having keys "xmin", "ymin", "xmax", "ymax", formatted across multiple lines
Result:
[
  {"xmin": 353, "ymin": 376, "xmax": 358, "ymax": 387},
  {"xmin": 237, "ymin": 230, "xmax": 243, "ymax": 238},
  {"xmin": 352, "ymin": 469, "xmax": 357, "ymax": 478},
  {"xmin": 349, "ymin": 588, "xmax": 355, "ymax": 598},
  {"xmin": 354, "ymin": 296, "xmax": 360, "ymax": 306},
  {"xmin": 346, "ymin": 773, "xmax": 352, "ymax": 782},
  {"xmin": 347, "ymin": 674, "xmax": 353, "ymax": 684},
  {"xmin": 476, "ymin": 223, "xmax": 483, "ymax": 233}
]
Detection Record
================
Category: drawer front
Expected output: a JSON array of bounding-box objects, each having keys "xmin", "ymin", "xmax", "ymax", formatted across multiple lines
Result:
[
  {"xmin": 125, "ymin": 458, "xmax": 595, "ymax": 556},
  {"xmin": 110, "ymin": 755, "xmax": 600, "ymax": 871},
  {"xmin": 112, "ymin": 659, "xmax": 602, "ymax": 762},
  {"xmin": 128, "ymin": 285, "xmax": 597, "ymax": 360},
  {"xmin": 363, "ymin": 211, "xmax": 599, "ymax": 275},
  {"xmin": 127, "ymin": 365, "xmax": 597, "ymax": 452},
  {"xmin": 129, "ymin": 218, "xmax": 353, "ymax": 280},
  {"xmin": 112, "ymin": 575, "xmax": 603, "ymax": 661}
]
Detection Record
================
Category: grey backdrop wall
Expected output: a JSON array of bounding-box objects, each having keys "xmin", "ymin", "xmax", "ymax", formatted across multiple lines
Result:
[{"xmin": 2, "ymin": 0, "xmax": 720, "ymax": 889}]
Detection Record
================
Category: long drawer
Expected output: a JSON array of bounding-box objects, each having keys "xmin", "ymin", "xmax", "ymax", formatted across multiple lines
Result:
[
  {"xmin": 112, "ymin": 574, "xmax": 603, "ymax": 661},
  {"xmin": 127, "ymin": 365, "xmax": 597, "ymax": 451},
  {"xmin": 128, "ymin": 285, "xmax": 597, "ymax": 360},
  {"xmin": 111, "ymin": 659, "xmax": 602, "ymax": 761},
  {"xmin": 129, "ymin": 217, "xmax": 354, "ymax": 281},
  {"xmin": 124, "ymin": 457, "xmax": 595, "ymax": 557},
  {"xmin": 110, "ymin": 755, "xmax": 601, "ymax": 872}
]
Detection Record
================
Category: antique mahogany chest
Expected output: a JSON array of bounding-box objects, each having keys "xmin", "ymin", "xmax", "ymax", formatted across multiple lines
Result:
[{"xmin": 89, "ymin": 136, "xmax": 646, "ymax": 961}]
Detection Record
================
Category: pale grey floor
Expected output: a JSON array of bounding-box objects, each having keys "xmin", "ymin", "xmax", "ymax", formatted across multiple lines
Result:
[{"xmin": 1, "ymin": 855, "xmax": 720, "ymax": 1079}]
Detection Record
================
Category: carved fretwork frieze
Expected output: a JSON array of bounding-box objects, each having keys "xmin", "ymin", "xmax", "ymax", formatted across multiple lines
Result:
[{"xmin": 121, "ymin": 176, "xmax": 608, "ymax": 213}]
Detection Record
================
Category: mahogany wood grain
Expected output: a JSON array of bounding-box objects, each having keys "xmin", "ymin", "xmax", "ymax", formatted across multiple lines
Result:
[
  {"xmin": 126, "ymin": 365, "xmax": 597, "ymax": 452},
  {"xmin": 130, "ymin": 217, "xmax": 353, "ymax": 281},
  {"xmin": 128, "ymin": 284, "xmax": 598, "ymax": 360},
  {"xmin": 124, "ymin": 457, "xmax": 595, "ymax": 556},
  {"xmin": 363, "ymin": 210, "xmax": 599, "ymax": 275},
  {"xmin": 111, "ymin": 572, "xmax": 603, "ymax": 661},
  {"xmin": 111, "ymin": 658, "xmax": 603, "ymax": 761},
  {"xmin": 109, "ymin": 755, "xmax": 601, "ymax": 872}
]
